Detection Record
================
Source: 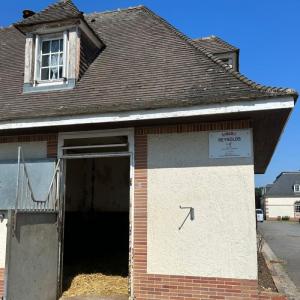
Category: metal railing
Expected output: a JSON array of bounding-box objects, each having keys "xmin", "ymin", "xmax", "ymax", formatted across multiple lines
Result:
[{"xmin": 14, "ymin": 147, "xmax": 61, "ymax": 212}]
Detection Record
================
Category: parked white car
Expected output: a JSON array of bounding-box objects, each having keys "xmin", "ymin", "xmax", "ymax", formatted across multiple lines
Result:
[{"xmin": 256, "ymin": 209, "xmax": 264, "ymax": 222}]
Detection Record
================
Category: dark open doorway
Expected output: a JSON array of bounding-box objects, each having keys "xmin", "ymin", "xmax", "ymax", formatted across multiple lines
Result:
[{"xmin": 62, "ymin": 156, "xmax": 130, "ymax": 298}]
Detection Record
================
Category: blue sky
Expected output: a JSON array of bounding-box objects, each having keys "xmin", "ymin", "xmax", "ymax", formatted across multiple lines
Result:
[{"xmin": 1, "ymin": 1, "xmax": 299, "ymax": 187}]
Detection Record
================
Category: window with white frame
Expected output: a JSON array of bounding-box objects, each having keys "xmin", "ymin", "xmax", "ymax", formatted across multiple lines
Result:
[
  {"xmin": 294, "ymin": 184, "xmax": 300, "ymax": 193},
  {"xmin": 34, "ymin": 32, "xmax": 67, "ymax": 84},
  {"xmin": 295, "ymin": 201, "xmax": 300, "ymax": 213}
]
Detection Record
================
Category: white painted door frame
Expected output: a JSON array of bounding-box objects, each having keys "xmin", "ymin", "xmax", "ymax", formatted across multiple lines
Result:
[{"xmin": 57, "ymin": 128, "xmax": 135, "ymax": 299}]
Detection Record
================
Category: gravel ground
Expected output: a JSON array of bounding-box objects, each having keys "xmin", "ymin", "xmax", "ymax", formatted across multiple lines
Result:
[{"xmin": 258, "ymin": 252, "xmax": 277, "ymax": 292}]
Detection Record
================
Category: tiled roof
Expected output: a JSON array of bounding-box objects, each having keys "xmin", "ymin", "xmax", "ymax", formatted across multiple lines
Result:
[
  {"xmin": 265, "ymin": 172, "xmax": 300, "ymax": 197},
  {"xmin": 193, "ymin": 36, "xmax": 238, "ymax": 54},
  {"xmin": 14, "ymin": 0, "xmax": 82, "ymax": 27},
  {"xmin": 0, "ymin": 5, "xmax": 297, "ymax": 122}
]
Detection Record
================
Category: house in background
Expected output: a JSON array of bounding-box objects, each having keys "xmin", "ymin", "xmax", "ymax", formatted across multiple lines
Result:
[
  {"xmin": 263, "ymin": 172, "xmax": 300, "ymax": 221},
  {"xmin": 0, "ymin": 0, "xmax": 297, "ymax": 299}
]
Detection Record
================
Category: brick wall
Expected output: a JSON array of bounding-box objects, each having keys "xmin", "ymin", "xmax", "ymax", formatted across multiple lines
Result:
[
  {"xmin": 0, "ymin": 268, "xmax": 4, "ymax": 298},
  {"xmin": 133, "ymin": 120, "xmax": 286, "ymax": 300},
  {"xmin": 0, "ymin": 133, "xmax": 58, "ymax": 158}
]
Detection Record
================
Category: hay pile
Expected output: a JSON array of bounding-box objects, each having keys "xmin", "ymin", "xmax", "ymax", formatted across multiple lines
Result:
[{"xmin": 62, "ymin": 273, "xmax": 128, "ymax": 298}]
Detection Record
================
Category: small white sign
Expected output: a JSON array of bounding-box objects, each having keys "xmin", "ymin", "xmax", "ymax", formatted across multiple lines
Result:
[{"xmin": 209, "ymin": 129, "xmax": 251, "ymax": 158}]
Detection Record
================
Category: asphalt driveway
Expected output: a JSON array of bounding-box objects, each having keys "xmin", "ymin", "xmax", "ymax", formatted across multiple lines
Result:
[{"xmin": 258, "ymin": 221, "xmax": 300, "ymax": 288}]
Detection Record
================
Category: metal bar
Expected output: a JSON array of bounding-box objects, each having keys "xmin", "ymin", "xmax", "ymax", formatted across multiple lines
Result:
[
  {"xmin": 61, "ymin": 143, "xmax": 128, "ymax": 150},
  {"xmin": 13, "ymin": 147, "xmax": 22, "ymax": 232},
  {"xmin": 15, "ymin": 147, "xmax": 21, "ymax": 211},
  {"xmin": 178, "ymin": 206, "xmax": 195, "ymax": 230},
  {"xmin": 34, "ymin": 159, "xmax": 61, "ymax": 203},
  {"xmin": 14, "ymin": 147, "xmax": 61, "ymax": 211},
  {"xmin": 62, "ymin": 152, "xmax": 132, "ymax": 159}
]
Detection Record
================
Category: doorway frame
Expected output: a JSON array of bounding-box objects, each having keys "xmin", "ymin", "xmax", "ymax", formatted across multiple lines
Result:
[{"xmin": 57, "ymin": 128, "xmax": 135, "ymax": 299}]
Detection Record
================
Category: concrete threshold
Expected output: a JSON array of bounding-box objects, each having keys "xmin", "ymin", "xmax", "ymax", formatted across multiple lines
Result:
[
  {"xmin": 262, "ymin": 238, "xmax": 300, "ymax": 300},
  {"xmin": 61, "ymin": 296, "xmax": 128, "ymax": 300}
]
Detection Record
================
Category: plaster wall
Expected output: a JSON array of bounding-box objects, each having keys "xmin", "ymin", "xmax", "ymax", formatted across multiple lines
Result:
[
  {"xmin": 266, "ymin": 197, "xmax": 300, "ymax": 218},
  {"xmin": 0, "ymin": 215, "xmax": 7, "ymax": 268},
  {"xmin": 0, "ymin": 141, "xmax": 47, "ymax": 160},
  {"xmin": 147, "ymin": 131, "xmax": 257, "ymax": 279}
]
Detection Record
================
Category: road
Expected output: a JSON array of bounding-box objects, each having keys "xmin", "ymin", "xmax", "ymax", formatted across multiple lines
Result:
[{"xmin": 258, "ymin": 221, "xmax": 300, "ymax": 289}]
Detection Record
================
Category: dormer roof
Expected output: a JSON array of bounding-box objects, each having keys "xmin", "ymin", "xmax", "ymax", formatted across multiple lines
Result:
[
  {"xmin": 193, "ymin": 35, "xmax": 238, "ymax": 54},
  {"xmin": 14, "ymin": 0, "xmax": 82, "ymax": 28}
]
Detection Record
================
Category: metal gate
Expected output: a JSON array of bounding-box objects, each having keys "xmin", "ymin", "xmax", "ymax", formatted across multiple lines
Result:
[
  {"xmin": 3, "ymin": 147, "xmax": 62, "ymax": 300},
  {"xmin": 5, "ymin": 211, "xmax": 59, "ymax": 300}
]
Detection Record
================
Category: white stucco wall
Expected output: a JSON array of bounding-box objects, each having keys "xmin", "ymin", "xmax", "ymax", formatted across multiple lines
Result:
[
  {"xmin": 0, "ymin": 214, "xmax": 7, "ymax": 268},
  {"xmin": 147, "ymin": 131, "xmax": 257, "ymax": 280},
  {"xmin": 266, "ymin": 197, "xmax": 300, "ymax": 218},
  {"xmin": 0, "ymin": 141, "xmax": 47, "ymax": 160}
]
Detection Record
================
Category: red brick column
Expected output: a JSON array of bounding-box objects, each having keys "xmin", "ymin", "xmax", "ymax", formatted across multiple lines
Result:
[
  {"xmin": 133, "ymin": 121, "xmax": 286, "ymax": 300},
  {"xmin": 0, "ymin": 268, "xmax": 4, "ymax": 298}
]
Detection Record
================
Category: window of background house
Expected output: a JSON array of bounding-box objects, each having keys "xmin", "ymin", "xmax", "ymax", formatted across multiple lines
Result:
[
  {"xmin": 294, "ymin": 201, "xmax": 300, "ymax": 213},
  {"xmin": 294, "ymin": 184, "xmax": 300, "ymax": 193}
]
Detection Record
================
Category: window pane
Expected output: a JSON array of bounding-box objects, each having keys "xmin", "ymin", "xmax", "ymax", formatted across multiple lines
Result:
[
  {"xmin": 42, "ymin": 41, "xmax": 50, "ymax": 54},
  {"xmin": 59, "ymin": 39, "xmax": 64, "ymax": 52},
  {"xmin": 59, "ymin": 66, "xmax": 63, "ymax": 79},
  {"xmin": 42, "ymin": 55, "xmax": 50, "ymax": 67},
  {"xmin": 51, "ymin": 40, "xmax": 59, "ymax": 52},
  {"xmin": 41, "ymin": 68, "xmax": 49, "ymax": 80},
  {"xmin": 59, "ymin": 53, "xmax": 64, "ymax": 65},
  {"xmin": 51, "ymin": 54, "xmax": 59, "ymax": 66},
  {"xmin": 50, "ymin": 67, "xmax": 59, "ymax": 80}
]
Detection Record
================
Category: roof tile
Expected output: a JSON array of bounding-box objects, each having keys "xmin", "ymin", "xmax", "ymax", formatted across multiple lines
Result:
[
  {"xmin": 0, "ymin": 5, "xmax": 297, "ymax": 122},
  {"xmin": 193, "ymin": 35, "xmax": 238, "ymax": 54},
  {"xmin": 14, "ymin": 0, "xmax": 82, "ymax": 27},
  {"xmin": 265, "ymin": 172, "xmax": 300, "ymax": 197}
]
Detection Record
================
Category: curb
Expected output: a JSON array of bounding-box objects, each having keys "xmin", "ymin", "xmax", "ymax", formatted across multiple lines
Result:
[{"xmin": 262, "ymin": 239, "xmax": 300, "ymax": 300}]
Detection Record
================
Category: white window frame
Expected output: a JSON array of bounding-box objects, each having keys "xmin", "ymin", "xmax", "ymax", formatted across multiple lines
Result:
[
  {"xmin": 33, "ymin": 31, "xmax": 68, "ymax": 86},
  {"xmin": 294, "ymin": 184, "xmax": 300, "ymax": 193},
  {"xmin": 294, "ymin": 201, "xmax": 300, "ymax": 213}
]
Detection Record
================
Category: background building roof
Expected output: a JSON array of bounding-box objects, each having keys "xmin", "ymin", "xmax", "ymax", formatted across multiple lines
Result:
[{"xmin": 265, "ymin": 172, "xmax": 300, "ymax": 197}]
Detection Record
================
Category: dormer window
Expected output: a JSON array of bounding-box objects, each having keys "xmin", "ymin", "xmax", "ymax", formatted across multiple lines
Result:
[
  {"xmin": 39, "ymin": 37, "xmax": 64, "ymax": 81},
  {"xmin": 20, "ymin": 30, "xmax": 73, "ymax": 93},
  {"xmin": 294, "ymin": 184, "xmax": 300, "ymax": 193},
  {"xmin": 15, "ymin": 0, "xmax": 103, "ymax": 93},
  {"xmin": 33, "ymin": 32, "xmax": 68, "ymax": 85},
  {"xmin": 220, "ymin": 57, "xmax": 233, "ymax": 69}
]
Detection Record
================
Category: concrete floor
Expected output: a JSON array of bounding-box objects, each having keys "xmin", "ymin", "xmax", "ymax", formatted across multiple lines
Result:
[{"xmin": 258, "ymin": 221, "xmax": 300, "ymax": 288}]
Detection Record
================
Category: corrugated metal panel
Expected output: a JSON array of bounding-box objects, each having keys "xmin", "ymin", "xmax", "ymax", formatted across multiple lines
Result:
[{"xmin": 0, "ymin": 159, "xmax": 56, "ymax": 210}]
